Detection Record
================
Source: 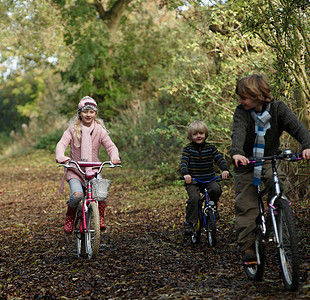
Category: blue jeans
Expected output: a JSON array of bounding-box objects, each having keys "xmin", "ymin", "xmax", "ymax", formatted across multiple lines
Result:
[
  {"xmin": 68, "ymin": 175, "xmax": 103, "ymax": 208},
  {"xmin": 68, "ymin": 179, "xmax": 84, "ymax": 208}
]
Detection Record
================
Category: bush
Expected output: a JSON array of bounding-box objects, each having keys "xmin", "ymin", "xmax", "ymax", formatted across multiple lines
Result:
[{"xmin": 34, "ymin": 130, "xmax": 64, "ymax": 153}]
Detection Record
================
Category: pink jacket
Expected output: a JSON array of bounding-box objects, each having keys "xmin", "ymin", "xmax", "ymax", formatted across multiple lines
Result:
[{"xmin": 56, "ymin": 122, "xmax": 120, "ymax": 186}]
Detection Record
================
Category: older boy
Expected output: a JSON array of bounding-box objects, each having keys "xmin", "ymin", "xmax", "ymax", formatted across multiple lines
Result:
[{"xmin": 230, "ymin": 74, "xmax": 310, "ymax": 262}]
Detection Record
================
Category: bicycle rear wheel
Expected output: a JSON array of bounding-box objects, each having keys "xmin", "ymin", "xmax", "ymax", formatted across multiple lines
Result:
[
  {"xmin": 206, "ymin": 210, "xmax": 216, "ymax": 247},
  {"xmin": 244, "ymin": 230, "xmax": 265, "ymax": 281},
  {"xmin": 276, "ymin": 198, "xmax": 300, "ymax": 291},
  {"xmin": 84, "ymin": 202, "xmax": 100, "ymax": 259}
]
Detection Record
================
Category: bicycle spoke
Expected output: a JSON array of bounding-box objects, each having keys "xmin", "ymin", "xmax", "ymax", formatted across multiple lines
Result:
[{"xmin": 276, "ymin": 199, "xmax": 300, "ymax": 291}]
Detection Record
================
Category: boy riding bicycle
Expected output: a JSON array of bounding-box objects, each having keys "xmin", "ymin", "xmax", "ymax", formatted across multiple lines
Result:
[
  {"xmin": 230, "ymin": 74, "xmax": 310, "ymax": 263},
  {"xmin": 180, "ymin": 120, "xmax": 230, "ymax": 236}
]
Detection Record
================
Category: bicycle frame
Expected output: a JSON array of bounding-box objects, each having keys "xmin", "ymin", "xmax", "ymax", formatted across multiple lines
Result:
[
  {"xmin": 190, "ymin": 176, "xmax": 221, "ymax": 246},
  {"xmin": 58, "ymin": 160, "xmax": 121, "ymax": 258},
  {"xmin": 245, "ymin": 150, "xmax": 302, "ymax": 291},
  {"xmin": 251, "ymin": 153, "xmax": 302, "ymax": 245},
  {"xmin": 67, "ymin": 161, "xmax": 101, "ymax": 234},
  {"xmin": 193, "ymin": 177, "xmax": 220, "ymax": 225},
  {"xmin": 79, "ymin": 179, "xmax": 96, "ymax": 234}
]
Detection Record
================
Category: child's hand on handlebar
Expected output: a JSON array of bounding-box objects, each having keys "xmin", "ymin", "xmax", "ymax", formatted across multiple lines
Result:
[
  {"xmin": 221, "ymin": 170, "xmax": 230, "ymax": 180},
  {"xmin": 232, "ymin": 154, "xmax": 249, "ymax": 167},
  {"xmin": 111, "ymin": 158, "xmax": 122, "ymax": 165},
  {"xmin": 59, "ymin": 157, "xmax": 70, "ymax": 164},
  {"xmin": 184, "ymin": 174, "xmax": 192, "ymax": 184},
  {"xmin": 302, "ymin": 149, "xmax": 310, "ymax": 160}
]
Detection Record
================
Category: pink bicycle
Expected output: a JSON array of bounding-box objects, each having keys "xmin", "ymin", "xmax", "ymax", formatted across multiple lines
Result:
[{"xmin": 58, "ymin": 160, "xmax": 121, "ymax": 259}]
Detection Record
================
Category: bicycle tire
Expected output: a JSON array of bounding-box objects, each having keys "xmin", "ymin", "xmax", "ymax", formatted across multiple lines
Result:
[
  {"xmin": 276, "ymin": 198, "xmax": 300, "ymax": 291},
  {"xmin": 84, "ymin": 202, "xmax": 100, "ymax": 259},
  {"xmin": 244, "ymin": 229, "xmax": 265, "ymax": 281},
  {"xmin": 75, "ymin": 204, "xmax": 87, "ymax": 258},
  {"xmin": 77, "ymin": 229, "xmax": 87, "ymax": 258},
  {"xmin": 206, "ymin": 210, "xmax": 216, "ymax": 247},
  {"xmin": 190, "ymin": 209, "xmax": 202, "ymax": 244}
]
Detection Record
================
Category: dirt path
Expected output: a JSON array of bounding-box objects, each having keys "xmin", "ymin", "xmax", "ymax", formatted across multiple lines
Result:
[{"xmin": 0, "ymin": 151, "xmax": 309, "ymax": 299}]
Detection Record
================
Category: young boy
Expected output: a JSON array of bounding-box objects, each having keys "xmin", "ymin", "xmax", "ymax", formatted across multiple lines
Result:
[
  {"xmin": 180, "ymin": 120, "xmax": 230, "ymax": 236},
  {"xmin": 230, "ymin": 74, "xmax": 310, "ymax": 262}
]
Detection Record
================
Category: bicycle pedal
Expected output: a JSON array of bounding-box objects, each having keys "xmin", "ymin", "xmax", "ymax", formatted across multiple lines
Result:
[{"xmin": 244, "ymin": 260, "xmax": 258, "ymax": 266}]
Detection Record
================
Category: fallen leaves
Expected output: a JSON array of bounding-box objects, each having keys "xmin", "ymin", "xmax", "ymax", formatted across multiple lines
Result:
[{"xmin": 0, "ymin": 150, "xmax": 309, "ymax": 299}]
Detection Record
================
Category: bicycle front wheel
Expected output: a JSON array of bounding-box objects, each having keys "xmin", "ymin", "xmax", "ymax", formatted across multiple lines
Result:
[
  {"xmin": 206, "ymin": 210, "xmax": 216, "ymax": 247},
  {"xmin": 276, "ymin": 198, "xmax": 300, "ymax": 291},
  {"xmin": 75, "ymin": 204, "xmax": 87, "ymax": 258},
  {"xmin": 190, "ymin": 209, "xmax": 202, "ymax": 244},
  {"xmin": 84, "ymin": 202, "xmax": 100, "ymax": 259}
]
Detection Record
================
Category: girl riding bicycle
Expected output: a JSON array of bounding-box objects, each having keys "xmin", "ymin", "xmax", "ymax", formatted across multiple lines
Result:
[
  {"xmin": 230, "ymin": 74, "xmax": 310, "ymax": 263},
  {"xmin": 180, "ymin": 120, "xmax": 230, "ymax": 236},
  {"xmin": 56, "ymin": 96, "xmax": 121, "ymax": 234}
]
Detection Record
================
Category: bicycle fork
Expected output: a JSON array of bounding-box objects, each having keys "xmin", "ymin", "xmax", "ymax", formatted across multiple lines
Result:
[
  {"xmin": 269, "ymin": 164, "xmax": 287, "ymax": 250},
  {"xmin": 202, "ymin": 188, "xmax": 216, "ymax": 231}
]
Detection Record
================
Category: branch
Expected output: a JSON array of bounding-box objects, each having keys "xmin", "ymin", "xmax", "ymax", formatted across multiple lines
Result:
[{"xmin": 89, "ymin": 0, "xmax": 132, "ymax": 32}]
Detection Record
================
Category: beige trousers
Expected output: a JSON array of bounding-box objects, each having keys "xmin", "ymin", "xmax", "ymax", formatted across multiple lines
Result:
[{"xmin": 234, "ymin": 162, "xmax": 286, "ymax": 251}]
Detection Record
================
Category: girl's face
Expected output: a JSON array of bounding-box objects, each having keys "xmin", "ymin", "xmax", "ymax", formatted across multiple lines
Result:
[
  {"xmin": 192, "ymin": 132, "xmax": 206, "ymax": 144},
  {"xmin": 79, "ymin": 109, "xmax": 97, "ymax": 126},
  {"xmin": 239, "ymin": 97, "xmax": 263, "ymax": 112}
]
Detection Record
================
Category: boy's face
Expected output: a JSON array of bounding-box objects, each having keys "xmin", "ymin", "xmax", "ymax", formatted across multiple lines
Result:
[
  {"xmin": 239, "ymin": 97, "xmax": 263, "ymax": 112},
  {"xmin": 192, "ymin": 132, "xmax": 206, "ymax": 144}
]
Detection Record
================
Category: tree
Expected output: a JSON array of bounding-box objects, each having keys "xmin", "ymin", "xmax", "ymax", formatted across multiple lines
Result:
[
  {"xmin": 0, "ymin": 0, "xmax": 69, "ymax": 73},
  {"xmin": 241, "ymin": 0, "xmax": 310, "ymax": 128}
]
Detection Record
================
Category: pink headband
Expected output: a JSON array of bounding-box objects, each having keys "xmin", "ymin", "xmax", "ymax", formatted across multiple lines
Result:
[{"xmin": 78, "ymin": 96, "xmax": 98, "ymax": 113}]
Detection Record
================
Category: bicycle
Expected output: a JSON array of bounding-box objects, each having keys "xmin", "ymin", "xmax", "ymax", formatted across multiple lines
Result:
[
  {"xmin": 243, "ymin": 149, "xmax": 302, "ymax": 291},
  {"xmin": 186, "ymin": 176, "xmax": 222, "ymax": 246},
  {"xmin": 58, "ymin": 160, "xmax": 121, "ymax": 259}
]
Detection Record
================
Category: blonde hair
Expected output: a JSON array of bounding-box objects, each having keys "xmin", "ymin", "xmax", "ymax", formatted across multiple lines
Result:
[
  {"xmin": 69, "ymin": 114, "xmax": 107, "ymax": 146},
  {"xmin": 236, "ymin": 74, "xmax": 274, "ymax": 103},
  {"xmin": 187, "ymin": 120, "xmax": 209, "ymax": 141}
]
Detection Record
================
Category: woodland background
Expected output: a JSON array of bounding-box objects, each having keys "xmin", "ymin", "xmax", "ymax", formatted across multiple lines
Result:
[{"xmin": 1, "ymin": 0, "xmax": 310, "ymax": 171}]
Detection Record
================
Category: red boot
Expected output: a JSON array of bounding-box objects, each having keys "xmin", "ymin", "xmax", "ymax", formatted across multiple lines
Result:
[
  {"xmin": 98, "ymin": 201, "xmax": 107, "ymax": 231},
  {"xmin": 64, "ymin": 205, "xmax": 77, "ymax": 234}
]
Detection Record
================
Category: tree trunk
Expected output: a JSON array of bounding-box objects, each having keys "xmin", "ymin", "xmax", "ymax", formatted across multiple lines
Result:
[
  {"xmin": 92, "ymin": 0, "xmax": 132, "ymax": 34},
  {"xmin": 294, "ymin": 87, "xmax": 310, "ymax": 129}
]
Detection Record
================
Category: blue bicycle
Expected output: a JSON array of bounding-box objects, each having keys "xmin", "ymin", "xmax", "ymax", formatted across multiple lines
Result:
[{"xmin": 189, "ymin": 176, "xmax": 222, "ymax": 246}]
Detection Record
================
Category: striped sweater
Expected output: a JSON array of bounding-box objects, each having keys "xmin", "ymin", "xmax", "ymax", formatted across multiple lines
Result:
[{"xmin": 180, "ymin": 141, "xmax": 229, "ymax": 181}]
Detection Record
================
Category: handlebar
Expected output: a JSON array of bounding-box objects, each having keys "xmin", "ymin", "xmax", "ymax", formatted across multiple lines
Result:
[
  {"xmin": 248, "ymin": 150, "xmax": 302, "ymax": 164},
  {"xmin": 192, "ymin": 176, "xmax": 222, "ymax": 184},
  {"xmin": 58, "ymin": 160, "xmax": 122, "ymax": 176},
  {"xmin": 180, "ymin": 176, "xmax": 222, "ymax": 184}
]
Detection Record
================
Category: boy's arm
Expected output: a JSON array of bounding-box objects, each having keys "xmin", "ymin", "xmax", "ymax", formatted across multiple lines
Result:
[
  {"xmin": 230, "ymin": 106, "xmax": 249, "ymax": 157},
  {"xmin": 212, "ymin": 145, "xmax": 229, "ymax": 172},
  {"xmin": 180, "ymin": 147, "xmax": 190, "ymax": 176},
  {"xmin": 279, "ymin": 101, "xmax": 310, "ymax": 150}
]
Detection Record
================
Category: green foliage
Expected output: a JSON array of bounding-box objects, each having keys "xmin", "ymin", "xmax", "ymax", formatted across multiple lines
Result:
[
  {"xmin": 0, "ymin": 132, "xmax": 11, "ymax": 153},
  {"xmin": 0, "ymin": 0, "xmax": 68, "ymax": 72},
  {"xmin": 34, "ymin": 130, "xmax": 64, "ymax": 153},
  {"xmin": 0, "ymin": 74, "xmax": 37, "ymax": 134},
  {"xmin": 1, "ymin": 0, "xmax": 308, "ymax": 176},
  {"xmin": 240, "ymin": 0, "xmax": 310, "ymax": 127}
]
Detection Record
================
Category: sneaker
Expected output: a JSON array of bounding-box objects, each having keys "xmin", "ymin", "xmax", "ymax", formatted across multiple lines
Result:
[
  {"xmin": 184, "ymin": 222, "xmax": 194, "ymax": 236},
  {"xmin": 242, "ymin": 248, "xmax": 257, "ymax": 263}
]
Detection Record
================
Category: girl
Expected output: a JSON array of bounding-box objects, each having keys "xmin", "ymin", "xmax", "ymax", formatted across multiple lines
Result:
[
  {"xmin": 56, "ymin": 96, "xmax": 121, "ymax": 234},
  {"xmin": 230, "ymin": 74, "xmax": 310, "ymax": 262}
]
